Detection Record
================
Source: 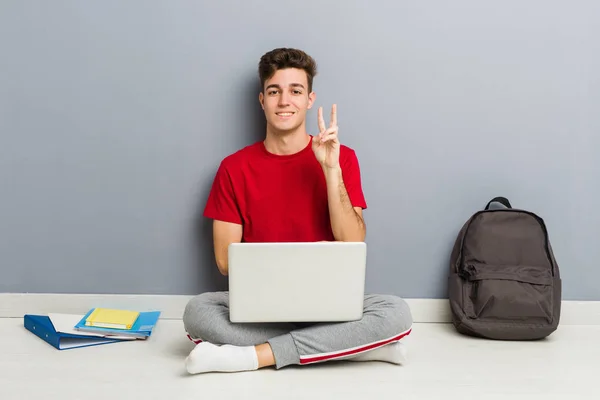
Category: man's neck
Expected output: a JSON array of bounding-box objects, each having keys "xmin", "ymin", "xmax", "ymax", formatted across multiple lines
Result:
[{"xmin": 264, "ymin": 126, "xmax": 311, "ymax": 155}]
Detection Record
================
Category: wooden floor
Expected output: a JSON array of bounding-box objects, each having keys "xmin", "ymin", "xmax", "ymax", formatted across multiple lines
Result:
[{"xmin": 1, "ymin": 317, "xmax": 597, "ymax": 400}]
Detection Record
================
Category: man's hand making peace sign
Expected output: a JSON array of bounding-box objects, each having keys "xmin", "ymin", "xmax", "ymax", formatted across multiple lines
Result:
[{"xmin": 312, "ymin": 104, "xmax": 340, "ymax": 170}]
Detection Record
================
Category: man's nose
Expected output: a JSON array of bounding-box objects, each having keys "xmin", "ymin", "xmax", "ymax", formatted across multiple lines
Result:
[{"xmin": 278, "ymin": 91, "xmax": 290, "ymax": 105}]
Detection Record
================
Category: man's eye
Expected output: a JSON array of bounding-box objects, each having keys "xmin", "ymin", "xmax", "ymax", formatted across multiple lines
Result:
[
  {"xmin": 268, "ymin": 90, "xmax": 278, "ymax": 95},
  {"xmin": 293, "ymin": 90, "xmax": 302, "ymax": 95}
]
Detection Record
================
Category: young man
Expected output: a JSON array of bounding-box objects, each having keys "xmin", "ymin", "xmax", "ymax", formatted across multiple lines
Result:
[{"xmin": 183, "ymin": 48, "xmax": 413, "ymax": 374}]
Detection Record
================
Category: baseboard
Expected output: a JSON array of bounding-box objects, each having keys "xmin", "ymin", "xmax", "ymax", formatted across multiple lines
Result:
[{"xmin": 1, "ymin": 293, "xmax": 599, "ymax": 325}]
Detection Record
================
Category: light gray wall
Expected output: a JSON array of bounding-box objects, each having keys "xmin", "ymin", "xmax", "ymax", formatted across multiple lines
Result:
[{"xmin": 1, "ymin": 1, "xmax": 598, "ymax": 300}]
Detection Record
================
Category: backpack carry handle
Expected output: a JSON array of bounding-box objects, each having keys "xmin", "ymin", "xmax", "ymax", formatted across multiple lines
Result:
[{"xmin": 485, "ymin": 196, "xmax": 512, "ymax": 210}]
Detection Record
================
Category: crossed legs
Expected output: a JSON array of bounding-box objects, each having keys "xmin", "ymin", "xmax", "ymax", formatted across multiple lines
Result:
[{"xmin": 182, "ymin": 291, "xmax": 413, "ymax": 373}]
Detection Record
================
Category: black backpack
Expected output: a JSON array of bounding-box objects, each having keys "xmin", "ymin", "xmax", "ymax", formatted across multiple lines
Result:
[{"xmin": 448, "ymin": 197, "xmax": 562, "ymax": 340}]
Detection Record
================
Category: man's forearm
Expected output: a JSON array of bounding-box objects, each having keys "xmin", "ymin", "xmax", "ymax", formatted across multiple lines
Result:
[{"xmin": 323, "ymin": 166, "xmax": 366, "ymax": 241}]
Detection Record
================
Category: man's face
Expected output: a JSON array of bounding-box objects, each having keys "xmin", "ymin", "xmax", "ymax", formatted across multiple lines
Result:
[{"xmin": 259, "ymin": 68, "xmax": 315, "ymax": 134}]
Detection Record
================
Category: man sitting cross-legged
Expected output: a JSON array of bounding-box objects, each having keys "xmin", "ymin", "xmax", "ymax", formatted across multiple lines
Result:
[{"xmin": 183, "ymin": 48, "xmax": 413, "ymax": 374}]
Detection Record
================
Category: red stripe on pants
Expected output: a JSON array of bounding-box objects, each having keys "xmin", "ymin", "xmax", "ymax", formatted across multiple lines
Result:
[{"xmin": 300, "ymin": 328, "xmax": 412, "ymax": 364}]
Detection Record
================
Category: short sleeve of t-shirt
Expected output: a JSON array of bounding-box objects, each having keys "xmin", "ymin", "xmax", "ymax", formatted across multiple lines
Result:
[
  {"xmin": 342, "ymin": 148, "xmax": 367, "ymax": 209},
  {"xmin": 203, "ymin": 161, "xmax": 243, "ymax": 224}
]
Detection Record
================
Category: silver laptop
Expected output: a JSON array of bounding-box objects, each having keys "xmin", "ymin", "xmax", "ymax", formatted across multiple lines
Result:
[{"xmin": 228, "ymin": 242, "xmax": 367, "ymax": 323}]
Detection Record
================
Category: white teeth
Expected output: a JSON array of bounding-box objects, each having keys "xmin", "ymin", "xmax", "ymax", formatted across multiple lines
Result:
[{"xmin": 277, "ymin": 112, "xmax": 293, "ymax": 116}]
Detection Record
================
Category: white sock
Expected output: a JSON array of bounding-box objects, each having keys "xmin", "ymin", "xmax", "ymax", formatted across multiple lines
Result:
[
  {"xmin": 347, "ymin": 341, "xmax": 407, "ymax": 364},
  {"xmin": 185, "ymin": 342, "xmax": 259, "ymax": 374}
]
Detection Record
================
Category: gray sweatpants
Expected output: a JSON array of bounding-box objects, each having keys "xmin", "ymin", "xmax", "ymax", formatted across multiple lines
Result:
[{"xmin": 182, "ymin": 291, "xmax": 413, "ymax": 369}]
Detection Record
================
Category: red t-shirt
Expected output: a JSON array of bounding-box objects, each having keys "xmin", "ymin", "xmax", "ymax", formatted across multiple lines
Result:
[{"xmin": 203, "ymin": 138, "xmax": 367, "ymax": 242}]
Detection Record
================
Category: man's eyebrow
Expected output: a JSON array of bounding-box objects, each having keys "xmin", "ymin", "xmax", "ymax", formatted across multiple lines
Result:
[{"xmin": 265, "ymin": 83, "xmax": 306, "ymax": 90}]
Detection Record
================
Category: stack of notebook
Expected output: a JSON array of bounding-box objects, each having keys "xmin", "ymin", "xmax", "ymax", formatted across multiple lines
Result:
[
  {"xmin": 74, "ymin": 308, "xmax": 161, "ymax": 339},
  {"xmin": 24, "ymin": 307, "xmax": 161, "ymax": 350}
]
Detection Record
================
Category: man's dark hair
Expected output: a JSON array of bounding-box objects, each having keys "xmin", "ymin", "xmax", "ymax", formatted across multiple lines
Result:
[{"xmin": 258, "ymin": 48, "xmax": 318, "ymax": 92}]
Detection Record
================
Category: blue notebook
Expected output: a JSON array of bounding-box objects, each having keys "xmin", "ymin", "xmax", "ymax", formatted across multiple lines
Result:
[
  {"xmin": 24, "ymin": 315, "xmax": 124, "ymax": 350},
  {"xmin": 74, "ymin": 309, "xmax": 161, "ymax": 339}
]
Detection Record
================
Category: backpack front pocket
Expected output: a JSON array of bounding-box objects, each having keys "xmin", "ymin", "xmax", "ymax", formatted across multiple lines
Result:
[{"xmin": 460, "ymin": 263, "xmax": 554, "ymax": 323}]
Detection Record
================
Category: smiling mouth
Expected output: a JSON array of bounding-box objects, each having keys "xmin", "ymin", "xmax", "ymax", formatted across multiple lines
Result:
[{"xmin": 276, "ymin": 112, "xmax": 295, "ymax": 117}]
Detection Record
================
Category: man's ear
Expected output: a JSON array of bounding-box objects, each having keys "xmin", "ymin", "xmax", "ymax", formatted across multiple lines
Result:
[
  {"xmin": 258, "ymin": 92, "xmax": 264, "ymax": 110},
  {"xmin": 307, "ymin": 92, "xmax": 316, "ymax": 109}
]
